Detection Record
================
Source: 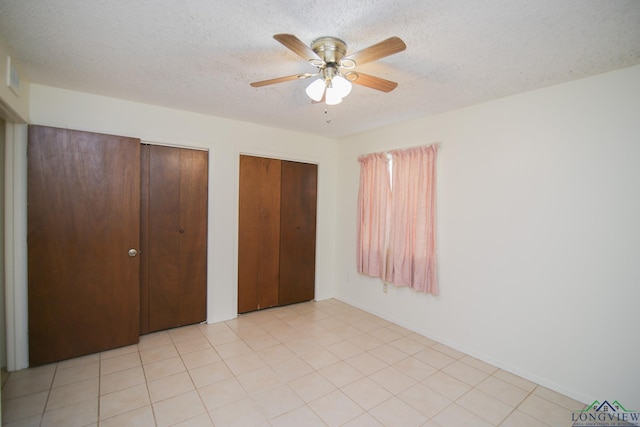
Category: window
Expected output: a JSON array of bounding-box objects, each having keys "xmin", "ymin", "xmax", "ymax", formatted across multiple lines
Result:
[{"xmin": 357, "ymin": 145, "xmax": 438, "ymax": 294}]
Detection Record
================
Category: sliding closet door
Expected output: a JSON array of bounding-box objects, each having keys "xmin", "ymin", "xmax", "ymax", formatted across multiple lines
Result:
[
  {"xmin": 238, "ymin": 155, "xmax": 281, "ymax": 313},
  {"xmin": 141, "ymin": 145, "xmax": 208, "ymax": 333},
  {"xmin": 28, "ymin": 126, "xmax": 141, "ymax": 366},
  {"xmin": 279, "ymin": 161, "xmax": 317, "ymax": 305}
]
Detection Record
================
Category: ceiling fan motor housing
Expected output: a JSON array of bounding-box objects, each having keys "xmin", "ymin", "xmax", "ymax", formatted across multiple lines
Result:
[{"xmin": 310, "ymin": 37, "xmax": 347, "ymax": 65}]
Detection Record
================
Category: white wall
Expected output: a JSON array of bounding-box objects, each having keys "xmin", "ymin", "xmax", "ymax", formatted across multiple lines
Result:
[
  {"xmin": 27, "ymin": 84, "xmax": 339, "ymax": 328},
  {"xmin": 336, "ymin": 65, "xmax": 640, "ymax": 406}
]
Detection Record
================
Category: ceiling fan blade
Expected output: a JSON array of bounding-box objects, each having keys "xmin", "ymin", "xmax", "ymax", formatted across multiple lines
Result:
[
  {"xmin": 348, "ymin": 72, "xmax": 399, "ymax": 92},
  {"xmin": 250, "ymin": 73, "xmax": 313, "ymax": 87},
  {"xmin": 341, "ymin": 37, "xmax": 406, "ymax": 66},
  {"xmin": 273, "ymin": 34, "xmax": 323, "ymax": 62}
]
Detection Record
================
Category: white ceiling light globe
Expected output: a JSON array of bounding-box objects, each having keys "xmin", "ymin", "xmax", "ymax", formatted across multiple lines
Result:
[
  {"xmin": 305, "ymin": 78, "xmax": 325, "ymax": 101},
  {"xmin": 325, "ymin": 86, "xmax": 343, "ymax": 105},
  {"xmin": 331, "ymin": 75, "xmax": 352, "ymax": 98}
]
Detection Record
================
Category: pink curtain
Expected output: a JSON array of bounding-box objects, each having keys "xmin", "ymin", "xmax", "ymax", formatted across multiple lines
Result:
[
  {"xmin": 388, "ymin": 145, "xmax": 438, "ymax": 294},
  {"xmin": 357, "ymin": 152, "xmax": 391, "ymax": 278},
  {"xmin": 357, "ymin": 145, "xmax": 438, "ymax": 295}
]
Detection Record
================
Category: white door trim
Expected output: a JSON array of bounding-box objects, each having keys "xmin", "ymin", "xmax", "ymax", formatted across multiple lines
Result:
[{"xmin": 4, "ymin": 122, "xmax": 29, "ymax": 371}]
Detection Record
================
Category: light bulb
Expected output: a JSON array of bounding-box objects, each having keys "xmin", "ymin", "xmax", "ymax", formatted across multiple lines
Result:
[
  {"xmin": 331, "ymin": 75, "xmax": 352, "ymax": 98},
  {"xmin": 305, "ymin": 78, "xmax": 325, "ymax": 101}
]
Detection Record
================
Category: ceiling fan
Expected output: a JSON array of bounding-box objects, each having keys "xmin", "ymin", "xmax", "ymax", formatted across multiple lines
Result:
[{"xmin": 250, "ymin": 34, "xmax": 406, "ymax": 105}]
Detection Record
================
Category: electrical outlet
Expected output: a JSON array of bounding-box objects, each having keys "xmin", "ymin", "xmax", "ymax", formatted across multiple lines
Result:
[{"xmin": 383, "ymin": 283, "xmax": 388, "ymax": 293}]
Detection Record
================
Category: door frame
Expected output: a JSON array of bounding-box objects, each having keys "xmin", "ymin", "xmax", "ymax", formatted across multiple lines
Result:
[{"xmin": 4, "ymin": 122, "xmax": 29, "ymax": 371}]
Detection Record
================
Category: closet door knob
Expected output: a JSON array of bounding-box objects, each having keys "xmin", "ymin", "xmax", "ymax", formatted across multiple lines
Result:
[{"xmin": 128, "ymin": 248, "xmax": 138, "ymax": 257}]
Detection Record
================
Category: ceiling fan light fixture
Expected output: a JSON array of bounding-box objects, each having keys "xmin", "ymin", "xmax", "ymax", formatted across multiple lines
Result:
[
  {"xmin": 325, "ymin": 86, "xmax": 343, "ymax": 105},
  {"xmin": 331, "ymin": 75, "xmax": 352, "ymax": 98},
  {"xmin": 305, "ymin": 78, "xmax": 326, "ymax": 101}
]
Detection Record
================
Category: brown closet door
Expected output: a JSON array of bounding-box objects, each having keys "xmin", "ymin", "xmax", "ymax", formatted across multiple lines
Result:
[
  {"xmin": 238, "ymin": 155, "xmax": 281, "ymax": 313},
  {"xmin": 27, "ymin": 125, "xmax": 141, "ymax": 366},
  {"xmin": 142, "ymin": 145, "xmax": 208, "ymax": 333},
  {"xmin": 279, "ymin": 161, "xmax": 317, "ymax": 305}
]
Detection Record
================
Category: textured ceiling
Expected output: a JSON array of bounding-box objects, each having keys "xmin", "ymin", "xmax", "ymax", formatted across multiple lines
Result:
[{"xmin": 1, "ymin": 0, "xmax": 640, "ymax": 138}]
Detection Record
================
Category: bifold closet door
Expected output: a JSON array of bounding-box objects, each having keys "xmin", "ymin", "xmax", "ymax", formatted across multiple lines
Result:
[
  {"xmin": 27, "ymin": 125, "xmax": 141, "ymax": 366},
  {"xmin": 279, "ymin": 160, "xmax": 317, "ymax": 306},
  {"xmin": 237, "ymin": 155, "xmax": 281, "ymax": 313},
  {"xmin": 237, "ymin": 155, "xmax": 317, "ymax": 313},
  {"xmin": 140, "ymin": 144, "xmax": 208, "ymax": 334}
]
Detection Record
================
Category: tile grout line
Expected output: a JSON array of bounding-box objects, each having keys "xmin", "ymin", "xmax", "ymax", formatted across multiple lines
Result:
[
  {"xmin": 39, "ymin": 361, "xmax": 59, "ymax": 426},
  {"xmin": 230, "ymin": 322, "xmax": 307, "ymax": 425},
  {"xmin": 138, "ymin": 343, "xmax": 159, "ymax": 427},
  {"xmin": 181, "ymin": 324, "xmax": 215, "ymax": 426}
]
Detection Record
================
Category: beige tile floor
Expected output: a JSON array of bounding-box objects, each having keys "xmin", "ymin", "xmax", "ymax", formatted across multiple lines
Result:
[{"xmin": 1, "ymin": 299, "xmax": 588, "ymax": 427}]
